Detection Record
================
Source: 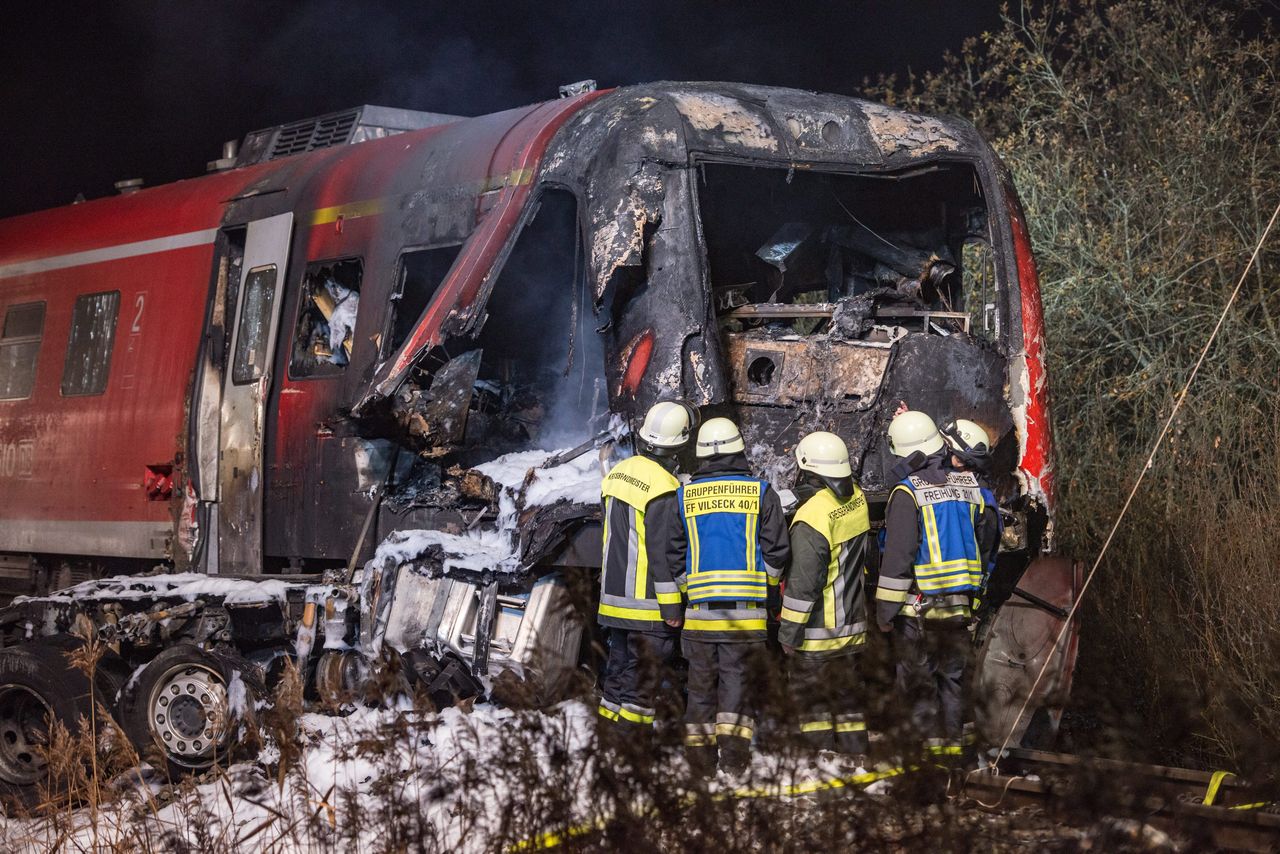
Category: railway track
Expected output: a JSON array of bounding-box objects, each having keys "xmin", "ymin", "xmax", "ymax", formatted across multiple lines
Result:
[
  {"xmin": 513, "ymin": 747, "xmax": 1279, "ymax": 851},
  {"xmin": 955, "ymin": 748, "xmax": 1280, "ymax": 851}
]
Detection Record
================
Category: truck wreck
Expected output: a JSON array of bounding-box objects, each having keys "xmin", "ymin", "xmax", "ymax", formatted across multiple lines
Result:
[{"xmin": 0, "ymin": 82, "xmax": 1076, "ymax": 801}]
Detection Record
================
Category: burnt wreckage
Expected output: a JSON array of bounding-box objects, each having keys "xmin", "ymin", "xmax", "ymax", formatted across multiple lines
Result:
[{"xmin": 0, "ymin": 83, "xmax": 1076, "ymax": 796}]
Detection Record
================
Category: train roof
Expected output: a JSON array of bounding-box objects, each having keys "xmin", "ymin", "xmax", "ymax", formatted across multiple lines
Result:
[{"xmin": 0, "ymin": 82, "xmax": 991, "ymax": 280}]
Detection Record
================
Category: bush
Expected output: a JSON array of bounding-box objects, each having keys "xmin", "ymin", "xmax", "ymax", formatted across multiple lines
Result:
[{"xmin": 870, "ymin": 0, "xmax": 1280, "ymax": 767}]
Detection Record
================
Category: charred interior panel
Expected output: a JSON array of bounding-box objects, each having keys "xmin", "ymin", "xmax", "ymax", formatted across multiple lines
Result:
[{"xmin": 691, "ymin": 159, "xmax": 1007, "ymax": 495}]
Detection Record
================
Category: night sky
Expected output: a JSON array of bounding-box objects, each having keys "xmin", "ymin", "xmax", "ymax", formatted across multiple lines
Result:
[{"xmin": 0, "ymin": 1, "xmax": 1003, "ymax": 220}]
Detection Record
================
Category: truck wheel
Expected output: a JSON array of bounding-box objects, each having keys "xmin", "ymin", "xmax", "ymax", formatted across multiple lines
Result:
[
  {"xmin": 0, "ymin": 640, "xmax": 103, "ymax": 812},
  {"xmin": 119, "ymin": 644, "xmax": 264, "ymax": 780}
]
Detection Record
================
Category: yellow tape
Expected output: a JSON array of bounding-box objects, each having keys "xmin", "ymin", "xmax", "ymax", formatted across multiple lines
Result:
[
  {"xmin": 834, "ymin": 720, "xmax": 867, "ymax": 733},
  {"xmin": 508, "ymin": 766, "xmax": 909, "ymax": 851},
  {"xmin": 1203, "ymin": 769, "xmax": 1233, "ymax": 805}
]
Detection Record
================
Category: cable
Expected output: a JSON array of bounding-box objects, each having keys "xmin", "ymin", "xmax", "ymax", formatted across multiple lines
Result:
[{"xmin": 992, "ymin": 196, "xmax": 1280, "ymax": 772}]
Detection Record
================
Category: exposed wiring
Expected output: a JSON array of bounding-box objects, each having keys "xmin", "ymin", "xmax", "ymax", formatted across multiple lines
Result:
[{"xmin": 829, "ymin": 187, "xmax": 903, "ymax": 252}]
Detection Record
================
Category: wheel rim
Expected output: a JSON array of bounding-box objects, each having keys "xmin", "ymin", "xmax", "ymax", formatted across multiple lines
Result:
[
  {"xmin": 145, "ymin": 662, "xmax": 230, "ymax": 769},
  {"xmin": 0, "ymin": 685, "xmax": 52, "ymax": 785}
]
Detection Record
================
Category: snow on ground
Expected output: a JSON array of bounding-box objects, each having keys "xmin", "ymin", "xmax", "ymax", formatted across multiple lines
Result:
[
  {"xmin": 0, "ymin": 702, "xmax": 605, "ymax": 853},
  {"xmin": 369, "ymin": 447, "xmax": 605, "ymax": 575},
  {"xmin": 0, "ymin": 699, "xmax": 900, "ymax": 853},
  {"xmin": 18, "ymin": 573, "xmax": 297, "ymax": 606}
]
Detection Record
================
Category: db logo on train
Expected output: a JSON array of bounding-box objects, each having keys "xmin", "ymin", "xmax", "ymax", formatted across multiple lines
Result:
[{"xmin": 0, "ymin": 440, "xmax": 35, "ymax": 479}]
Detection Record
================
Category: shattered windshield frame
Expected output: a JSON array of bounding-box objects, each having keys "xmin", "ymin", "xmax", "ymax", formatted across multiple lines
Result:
[{"xmin": 687, "ymin": 154, "xmax": 1011, "ymax": 356}]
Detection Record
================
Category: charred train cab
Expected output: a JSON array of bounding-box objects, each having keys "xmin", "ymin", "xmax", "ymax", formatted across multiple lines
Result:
[{"xmin": 0, "ymin": 84, "xmax": 1078, "ymax": 785}]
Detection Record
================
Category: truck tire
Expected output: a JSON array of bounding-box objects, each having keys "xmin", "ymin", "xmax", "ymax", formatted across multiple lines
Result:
[
  {"xmin": 119, "ymin": 644, "xmax": 265, "ymax": 781},
  {"xmin": 0, "ymin": 638, "xmax": 108, "ymax": 812}
]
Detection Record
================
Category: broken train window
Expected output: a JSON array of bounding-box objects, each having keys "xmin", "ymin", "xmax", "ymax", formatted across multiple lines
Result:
[
  {"xmin": 0, "ymin": 301, "xmax": 45, "ymax": 400},
  {"xmin": 383, "ymin": 244, "xmax": 462, "ymax": 358},
  {"xmin": 232, "ymin": 266, "xmax": 278, "ymax": 385},
  {"xmin": 290, "ymin": 258, "xmax": 363, "ymax": 378},
  {"xmin": 461, "ymin": 188, "xmax": 605, "ymax": 452},
  {"xmin": 61, "ymin": 291, "xmax": 120, "ymax": 397},
  {"xmin": 696, "ymin": 162, "xmax": 992, "ymax": 341}
]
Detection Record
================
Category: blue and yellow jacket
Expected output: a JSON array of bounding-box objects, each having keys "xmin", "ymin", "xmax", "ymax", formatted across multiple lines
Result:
[
  {"xmin": 875, "ymin": 455, "xmax": 1000, "ymax": 625},
  {"xmin": 649, "ymin": 454, "xmax": 791, "ymax": 642}
]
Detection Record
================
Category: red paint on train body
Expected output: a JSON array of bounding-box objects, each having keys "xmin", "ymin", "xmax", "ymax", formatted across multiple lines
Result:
[
  {"xmin": 0, "ymin": 96, "xmax": 600, "ymax": 563},
  {"xmin": 0, "ymin": 168, "xmax": 273, "ymax": 556}
]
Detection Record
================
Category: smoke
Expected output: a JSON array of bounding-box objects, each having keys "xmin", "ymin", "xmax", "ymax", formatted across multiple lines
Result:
[
  {"xmin": 468, "ymin": 186, "xmax": 606, "ymax": 453},
  {"xmin": 537, "ymin": 280, "xmax": 609, "ymax": 451}
]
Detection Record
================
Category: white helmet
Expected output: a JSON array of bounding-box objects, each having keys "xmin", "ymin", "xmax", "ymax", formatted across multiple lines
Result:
[
  {"xmin": 887, "ymin": 411, "xmax": 944, "ymax": 458},
  {"xmin": 638, "ymin": 401, "xmax": 692, "ymax": 450},
  {"xmin": 695, "ymin": 417, "xmax": 745, "ymax": 458},
  {"xmin": 795, "ymin": 431, "xmax": 852, "ymax": 478},
  {"xmin": 943, "ymin": 418, "xmax": 991, "ymax": 458}
]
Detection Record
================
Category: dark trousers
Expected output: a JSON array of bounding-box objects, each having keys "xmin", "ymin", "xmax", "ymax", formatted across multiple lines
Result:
[
  {"xmin": 891, "ymin": 617, "xmax": 972, "ymax": 757},
  {"xmin": 683, "ymin": 638, "xmax": 759, "ymax": 772},
  {"xmin": 599, "ymin": 628, "xmax": 676, "ymax": 727},
  {"xmin": 789, "ymin": 653, "xmax": 869, "ymax": 756}
]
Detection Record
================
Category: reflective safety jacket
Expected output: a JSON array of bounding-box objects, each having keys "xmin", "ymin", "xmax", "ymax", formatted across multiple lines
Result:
[
  {"xmin": 876, "ymin": 464, "xmax": 999, "ymax": 624},
  {"xmin": 779, "ymin": 485, "xmax": 872, "ymax": 657},
  {"xmin": 680, "ymin": 475, "xmax": 776, "ymax": 604},
  {"xmin": 598, "ymin": 454, "xmax": 681, "ymax": 630},
  {"xmin": 649, "ymin": 456, "xmax": 791, "ymax": 642}
]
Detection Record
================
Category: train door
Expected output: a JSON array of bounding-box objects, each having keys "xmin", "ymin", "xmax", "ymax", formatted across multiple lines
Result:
[{"xmin": 217, "ymin": 213, "xmax": 294, "ymax": 574}]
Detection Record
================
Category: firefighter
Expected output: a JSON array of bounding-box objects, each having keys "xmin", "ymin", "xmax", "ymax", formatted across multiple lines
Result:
[
  {"xmin": 938, "ymin": 417, "xmax": 1002, "ymax": 754},
  {"xmin": 939, "ymin": 418, "xmax": 1000, "ymax": 613},
  {"xmin": 596, "ymin": 400, "xmax": 693, "ymax": 730},
  {"xmin": 650, "ymin": 417, "xmax": 791, "ymax": 775},
  {"xmin": 875, "ymin": 411, "xmax": 1000, "ymax": 761},
  {"xmin": 779, "ymin": 431, "xmax": 873, "ymax": 759}
]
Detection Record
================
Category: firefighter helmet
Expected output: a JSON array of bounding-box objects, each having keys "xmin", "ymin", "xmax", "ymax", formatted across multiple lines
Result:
[
  {"xmin": 942, "ymin": 418, "xmax": 991, "ymax": 458},
  {"xmin": 887, "ymin": 411, "xmax": 944, "ymax": 458},
  {"xmin": 795, "ymin": 431, "xmax": 852, "ymax": 478},
  {"xmin": 638, "ymin": 401, "xmax": 692, "ymax": 451},
  {"xmin": 695, "ymin": 417, "xmax": 745, "ymax": 458},
  {"xmin": 941, "ymin": 417, "xmax": 992, "ymax": 471}
]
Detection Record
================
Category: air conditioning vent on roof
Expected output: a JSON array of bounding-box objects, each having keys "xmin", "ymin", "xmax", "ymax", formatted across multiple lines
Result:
[
  {"xmin": 269, "ymin": 110, "xmax": 360, "ymax": 159},
  {"xmin": 234, "ymin": 105, "xmax": 464, "ymax": 167}
]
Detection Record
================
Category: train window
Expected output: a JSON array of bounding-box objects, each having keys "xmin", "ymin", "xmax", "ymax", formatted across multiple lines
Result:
[
  {"xmin": 0, "ymin": 302, "xmax": 45, "ymax": 400},
  {"xmin": 290, "ymin": 258, "xmax": 363, "ymax": 378},
  {"xmin": 383, "ymin": 244, "xmax": 462, "ymax": 358},
  {"xmin": 61, "ymin": 292, "xmax": 120, "ymax": 397},
  {"xmin": 232, "ymin": 266, "xmax": 278, "ymax": 384}
]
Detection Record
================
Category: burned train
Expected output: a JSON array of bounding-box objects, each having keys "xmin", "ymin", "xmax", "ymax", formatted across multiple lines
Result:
[{"xmin": 0, "ymin": 82, "xmax": 1078, "ymax": 797}]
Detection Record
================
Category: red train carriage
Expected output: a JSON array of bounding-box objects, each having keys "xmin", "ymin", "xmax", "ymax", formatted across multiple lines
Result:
[{"xmin": 0, "ymin": 84, "xmax": 1077, "ymax": 778}]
